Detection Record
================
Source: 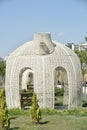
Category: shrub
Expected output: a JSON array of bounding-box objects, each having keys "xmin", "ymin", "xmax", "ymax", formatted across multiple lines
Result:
[
  {"xmin": 29, "ymin": 92, "xmax": 41, "ymax": 123},
  {"xmin": 0, "ymin": 89, "xmax": 10, "ymax": 130}
]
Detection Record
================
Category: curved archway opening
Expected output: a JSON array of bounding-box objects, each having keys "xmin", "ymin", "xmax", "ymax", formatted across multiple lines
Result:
[
  {"xmin": 19, "ymin": 67, "xmax": 34, "ymax": 109},
  {"xmin": 54, "ymin": 66, "xmax": 68, "ymax": 109},
  {"xmin": 19, "ymin": 67, "xmax": 34, "ymax": 90}
]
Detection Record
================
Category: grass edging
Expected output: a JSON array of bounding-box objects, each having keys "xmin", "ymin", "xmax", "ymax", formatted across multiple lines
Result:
[{"xmin": 8, "ymin": 107, "xmax": 87, "ymax": 117}]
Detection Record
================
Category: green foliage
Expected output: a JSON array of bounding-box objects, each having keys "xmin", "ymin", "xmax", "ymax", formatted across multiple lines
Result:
[
  {"xmin": 55, "ymin": 96, "xmax": 63, "ymax": 106},
  {"xmin": 0, "ymin": 61, "xmax": 6, "ymax": 77},
  {"xmin": 11, "ymin": 108, "xmax": 87, "ymax": 117},
  {"xmin": 0, "ymin": 61, "xmax": 5, "ymax": 87},
  {"xmin": 75, "ymin": 50, "xmax": 87, "ymax": 65},
  {"xmin": 20, "ymin": 88, "xmax": 33, "ymax": 93},
  {"xmin": 41, "ymin": 108, "xmax": 87, "ymax": 117},
  {"xmin": 8, "ymin": 108, "xmax": 28, "ymax": 116},
  {"xmin": 41, "ymin": 108, "xmax": 58, "ymax": 115},
  {"xmin": 75, "ymin": 50, "xmax": 87, "ymax": 75},
  {"xmin": 0, "ymin": 89, "xmax": 10, "ymax": 130},
  {"xmin": 8, "ymin": 108, "xmax": 87, "ymax": 117},
  {"xmin": 20, "ymin": 89, "xmax": 33, "ymax": 108},
  {"xmin": 55, "ymin": 87, "xmax": 64, "ymax": 96},
  {"xmin": 20, "ymin": 89, "xmax": 33, "ymax": 98},
  {"xmin": 57, "ymin": 108, "xmax": 87, "ymax": 117},
  {"xmin": 82, "ymin": 93, "xmax": 87, "ymax": 107},
  {"xmin": 55, "ymin": 87, "xmax": 64, "ymax": 106},
  {"xmin": 29, "ymin": 92, "xmax": 41, "ymax": 123}
]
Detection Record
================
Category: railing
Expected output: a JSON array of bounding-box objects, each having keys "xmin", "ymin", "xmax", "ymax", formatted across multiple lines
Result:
[{"xmin": 20, "ymin": 90, "xmax": 33, "ymax": 109}]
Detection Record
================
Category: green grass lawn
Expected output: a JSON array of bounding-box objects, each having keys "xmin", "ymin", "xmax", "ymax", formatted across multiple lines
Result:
[
  {"xmin": 0, "ymin": 108, "xmax": 87, "ymax": 130},
  {"xmin": 8, "ymin": 114, "xmax": 87, "ymax": 130}
]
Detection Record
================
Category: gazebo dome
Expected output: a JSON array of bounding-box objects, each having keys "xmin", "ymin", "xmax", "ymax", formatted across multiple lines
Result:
[
  {"xmin": 5, "ymin": 33, "xmax": 82, "ymax": 109},
  {"xmin": 9, "ymin": 33, "xmax": 76, "ymax": 57}
]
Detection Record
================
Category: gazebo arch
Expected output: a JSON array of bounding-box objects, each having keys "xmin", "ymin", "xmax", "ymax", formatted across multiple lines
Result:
[
  {"xmin": 54, "ymin": 66, "xmax": 68, "ymax": 107},
  {"xmin": 19, "ymin": 67, "xmax": 34, "ymax": 90}
]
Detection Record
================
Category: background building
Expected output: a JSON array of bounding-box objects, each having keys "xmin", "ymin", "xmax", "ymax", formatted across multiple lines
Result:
[{"xmin": 66, "ymin": 37, "xmax": 87, "ymax": 51}]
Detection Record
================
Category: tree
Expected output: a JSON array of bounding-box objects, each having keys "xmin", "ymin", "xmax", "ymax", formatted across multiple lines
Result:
[
  {"xmin": 0, "ymin": 61, "xmax": 6, "ymax": 77},
  {"xmin": 29, "ymin": 92, "xmax": 41, "ymax": 123},
  {"xmin": 0, "ymin": 61, "xmax": 6, "ymax": 87},
  {"xmin": 75, "ymin": 50, "xmax": 87, "ymax": 65},
  {"xmin": 0, "ymin": 89, "xmax": 10, "ymax": 130},
  {"xmin": 75, "ymin": 49, "xmax": 87, "ymax": 75}
]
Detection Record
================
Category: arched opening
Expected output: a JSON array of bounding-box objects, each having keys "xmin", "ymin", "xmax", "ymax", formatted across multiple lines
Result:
[
  {"xmin": 21, "ymin": 69, "xmax": 33, "ymax": 90},
  {"xmin": 19, "ymin": 67, "xmax": 34, "ymax": 109},
  {"xmin": 54, "ymin": 67, "xmax": 68, "ymax": 109},
  {"xmin": 19, "ymin": 67, "xmax": 34, "ymax": 90}
]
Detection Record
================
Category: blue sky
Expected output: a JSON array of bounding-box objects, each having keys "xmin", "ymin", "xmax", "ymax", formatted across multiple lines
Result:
[{"xmin": 0, "ymin": 0, "xmax": 87, "ymax": 57}]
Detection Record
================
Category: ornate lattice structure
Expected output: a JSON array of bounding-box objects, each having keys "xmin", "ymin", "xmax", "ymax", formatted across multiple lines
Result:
[{"xmin": 5, "ymin": 33, "xmax": 82, "ymax": 109}]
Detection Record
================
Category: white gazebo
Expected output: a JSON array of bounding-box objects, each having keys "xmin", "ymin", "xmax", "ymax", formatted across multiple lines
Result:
[{"xmin": 5, "ymin": 33, "xmax": 82, "ymax": 109}]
